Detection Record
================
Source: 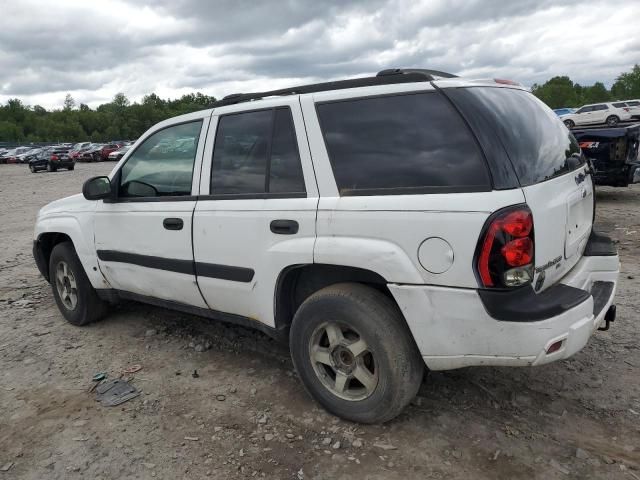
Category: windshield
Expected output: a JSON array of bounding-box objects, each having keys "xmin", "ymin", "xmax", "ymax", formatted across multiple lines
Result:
[{"xmin": 447, "ymin": 87, "xmax": 583, "ymax": 186}]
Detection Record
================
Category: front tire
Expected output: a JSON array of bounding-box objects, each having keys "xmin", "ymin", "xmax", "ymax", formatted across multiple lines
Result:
[
  {"xmin": 49, "ymin": 242, "xmax": 107, "ymax": 326},
  {"xmin": 290, "ymin": 283, "xmax": 424, "ymax": 423},
  {"xmin": 68, "ymin": 165, "xmax": 74, "ymax": 171},
  {"xmin": 606, "ymin": 115, "xmax": 619, "ymax": 126},
  {"xmin": 29, "ymin": 165, "xmax": 36, "ymax": 173}
]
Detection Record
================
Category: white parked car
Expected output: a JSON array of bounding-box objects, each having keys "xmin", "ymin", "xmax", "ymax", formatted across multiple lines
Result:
[
  {"xmin": 32, "ymin": 69, "xmax": 619, "ymax": 423},
  {"xmin": 616, "ymin": 99, "xmax": 640, "ymax": 119},
  {"xmin": 560, "ymin": 102, "xmax": 632, "ymax": 128}
]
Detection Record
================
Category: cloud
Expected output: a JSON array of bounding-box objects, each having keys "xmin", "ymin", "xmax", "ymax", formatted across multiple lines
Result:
[{"xmin": 0, "ymin": 0, "xmax": 637, "ymax": 109}]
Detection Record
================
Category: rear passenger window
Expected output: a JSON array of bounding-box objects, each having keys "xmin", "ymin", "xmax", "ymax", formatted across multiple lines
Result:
[
  {"xmin": 612, "ymin": 102, "xmax": 626, "ymax": 108},
  {"xmin": 316, "ymin": 92, "xmax": 490, "ymax": 195},
  {"xmin": 211, "ymin": 107, "xmax": 305, "ymax": 196}
]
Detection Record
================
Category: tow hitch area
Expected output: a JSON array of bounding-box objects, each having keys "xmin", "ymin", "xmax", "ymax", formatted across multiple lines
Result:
[{"xmin": 598, "ymin": 305, "xmax": 616, "ymax": 331}]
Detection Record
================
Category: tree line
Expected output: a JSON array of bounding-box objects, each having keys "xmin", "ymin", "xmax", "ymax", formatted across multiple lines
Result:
[
  {"xmin": 1, "ymin": 64, "xmax": 639, "ymax": 142},
  {"xmin": 0, "ymin": 92, "xmax": 216, "ymax": 143},
  {"xmin": 531, "ymin": 64, "xmax": 640, "ymax": 109}
]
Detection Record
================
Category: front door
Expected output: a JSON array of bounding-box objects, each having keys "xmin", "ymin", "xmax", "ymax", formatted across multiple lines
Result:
[
  {"xmin": 95, "ymin": 117, "xmax": 209, "ymax": 308},
  {"xmin": 193, "ymin": 98, "xmax": 318, "ymax": 326}
]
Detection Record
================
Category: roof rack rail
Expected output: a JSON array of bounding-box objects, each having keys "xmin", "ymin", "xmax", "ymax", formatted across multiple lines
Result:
[{"xmin": 210, "ymin": 68, "xmax": 457, "ymax": 107}]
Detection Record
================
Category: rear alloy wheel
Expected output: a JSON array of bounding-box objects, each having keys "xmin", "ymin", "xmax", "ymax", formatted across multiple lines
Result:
[
  {"xmin": 564, "ymin": 119, "xmax": 575, "ymax": 129},
  {"xmin": 606, "ymin": 115, "xmax": 619, "ymax": 127},
  {"xmin": 290, "ymin": 283, "xmax": 424, "ymax": 423}
]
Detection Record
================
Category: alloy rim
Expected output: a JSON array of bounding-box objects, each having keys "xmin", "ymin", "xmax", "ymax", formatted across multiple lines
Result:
[
  {"xmin": 308, "ymin": 322, "xmax": 378, "ymax": 401},
  {"xmin": 54, "ymin": 260, "xmax": 78, "ymax": 310}
]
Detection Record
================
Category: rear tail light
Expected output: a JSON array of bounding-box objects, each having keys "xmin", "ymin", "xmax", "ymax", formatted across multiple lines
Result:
[
  {"xmin": 475, "ymin": 205, "xmax": 534, "ymax": 288},
  {"xmin": 51, "ymin": 155, "xmax": 58, "ymax": 161},
  {"xmin": 624, "ymin": 107, "xmax": 630, "ymax": 112}
]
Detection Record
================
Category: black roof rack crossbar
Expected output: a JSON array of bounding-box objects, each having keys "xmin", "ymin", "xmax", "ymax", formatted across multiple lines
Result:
[
  {"xmin": 377, "ymin": 68, "xmax": 458, "ymax": 79},
  {"xmin": 210, "ymin": 68, "xmax": 457, "ymax": 107}
]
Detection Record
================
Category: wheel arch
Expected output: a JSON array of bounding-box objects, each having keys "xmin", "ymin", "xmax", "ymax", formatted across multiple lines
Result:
[
  {"xmin": 34, "ymin": 217, "xmax": 109, "ymax": 289},
  {"xmin": 273, "ymin": 263, "xmax": 396, "ymax": 331}
]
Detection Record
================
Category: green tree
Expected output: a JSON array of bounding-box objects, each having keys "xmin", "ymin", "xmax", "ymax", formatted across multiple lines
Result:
[
  {"xmin": 611, "ymin": 64, "xmax": 640, "ymax": 99},
  {"xmin": 63, "ymin": 94, "xmax": 76, "ymax": 111},
  {"xmin": 531, "ymin": 76, "xmax": 579, "ymax": 108}
]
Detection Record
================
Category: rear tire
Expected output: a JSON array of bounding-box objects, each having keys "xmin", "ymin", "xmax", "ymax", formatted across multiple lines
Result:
[
  {"xmin": 29, "ymin": 165, "xmax": 35, "ymax": 173},
  {"xmin": 564, "ymin": 119, "xmax": 575, "ymax": 129},
  {"xmin": 68, "ymin": 165, "xmax": 74, "ymax": 171},
  {"xmin": 49, "ymin": 242, "xmax": 107, "ymax": 326},
  {"xmin": 606, "ymin": 115, "xmax": 619, "ymax": 126},
  {"xmin": 290, "ymin": 283, "xmax": 424, "ymax": 423},
  {"xmin": 47, "ymin": 163, "xmax": 57, "ymax": 172}
]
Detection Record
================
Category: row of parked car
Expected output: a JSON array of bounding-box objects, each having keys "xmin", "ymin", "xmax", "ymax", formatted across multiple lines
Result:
[
  {"xmin": 0, "ymin": 141, "xmax": 133, "ymax": 172},
  {"xmin": 553, "ymin": 99, "xmax": 640, "ymax": 128}
]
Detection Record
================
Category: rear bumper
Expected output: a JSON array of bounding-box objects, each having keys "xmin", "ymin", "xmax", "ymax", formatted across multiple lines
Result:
[{"xmin": 390, "ymin": 246, "xmax": 619, "ymax": 371}]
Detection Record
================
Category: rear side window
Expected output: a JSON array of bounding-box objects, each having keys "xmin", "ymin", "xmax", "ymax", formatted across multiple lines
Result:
[
  {"xmin": 316, "ymin": 92, "xmax": 490, "ymax": 195},
  {"xmin": 612, "ymin": 102, "xmax": 627, "ymax": 108},
  {"xmin": 211, "ymin": 107, "xmax": 305, "ymax": 196},
  {"xmin": 627, "ymin": 101, "xmax": 639, "ymax": 106},
  {"xmin": 594, "ymin": 104, "xmax": 608, "ymax": 111},
  {"xmin": 446, "ymin": 87, "xmax": 583, "ymax": 187}
]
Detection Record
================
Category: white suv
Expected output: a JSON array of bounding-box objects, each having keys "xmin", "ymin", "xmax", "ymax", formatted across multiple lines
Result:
[
  {"xmin": 560, "ymin": 102, "xmax": 632, "ymax": 128},
  {"xmin": 33, "ymin": 69, "xmax": 620, "ymax": 423}
]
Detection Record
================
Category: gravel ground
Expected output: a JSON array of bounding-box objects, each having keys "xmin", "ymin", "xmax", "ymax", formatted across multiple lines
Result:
[{"xmin": 0, "ymin": 162, "xmax": 639, "ymax": 480}]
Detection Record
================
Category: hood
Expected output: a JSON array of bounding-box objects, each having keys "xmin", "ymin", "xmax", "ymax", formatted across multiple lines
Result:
[{"xmin": 38, "ymin": 193, "xmax": 95, "ymax": 218}]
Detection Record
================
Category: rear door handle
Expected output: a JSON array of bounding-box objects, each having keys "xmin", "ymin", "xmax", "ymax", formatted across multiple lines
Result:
[
  {"xmin": 270, "ymin": 219, "xmax": 299, "ymax": 235},
  {"xmin": 163, "ymin": 218, "xmax": 184, "ymax": 230}
]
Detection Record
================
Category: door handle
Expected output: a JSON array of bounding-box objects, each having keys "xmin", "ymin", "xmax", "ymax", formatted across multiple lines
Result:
[
  {"xmin": 163, "ymin": 218, "xmax": 184, "ymax": 230},
  {"xmin": 270, "ymin": 219, "xmax": 299, "ymax": 235}
]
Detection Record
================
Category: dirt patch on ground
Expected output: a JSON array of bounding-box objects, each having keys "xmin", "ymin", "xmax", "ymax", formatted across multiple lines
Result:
[{"xmin": 1, "ymin": 163, "xmax": 639, "ymax": 479}]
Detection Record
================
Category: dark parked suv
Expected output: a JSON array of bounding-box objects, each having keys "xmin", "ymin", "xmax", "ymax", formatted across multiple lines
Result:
[{"xmin": 29, "ymin": 146, "xmax": 75, "ymax": 172}]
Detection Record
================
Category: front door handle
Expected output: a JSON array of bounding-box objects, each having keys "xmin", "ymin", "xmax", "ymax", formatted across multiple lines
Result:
[
  {"xmin": 270, "ymin": 219, "xmax": 299, "ymax": 235},
  {"xmin": 163, "ymin": 218, "xmax": 184, "ymax": 230}
]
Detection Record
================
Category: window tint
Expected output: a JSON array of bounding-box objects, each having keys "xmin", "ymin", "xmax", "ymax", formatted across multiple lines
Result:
[
  {"xmin": 594, "ymin": 104, "xmax": 608, "ymax": 111},
  {"xmin": 627, "ymin": 101, "xmax": 639, "ymax": 106},
  {"xmin": 119, "ymin": 121, "xmax": 202, "ymax": 197},
  {"xmin": 211, "ymin": 107, "xmax": 305, "ymax": 196},
  {"xmin": 269, "ymin": 109, "xmax": 305, "ymax": 193},
  {"xmin": 316, "ymin": 92, "xmax": 490, "ymax": 194},
  {"xmin": 612, "ymin": 102, "xmax": 627, "ymax": 108},
  {"xmin": 447, "ymin": 87, "xmax": 583, "ymax": 187},
  {"xmin": 576, "ymin": 106, "xmax": 592, "ymax": 113}
]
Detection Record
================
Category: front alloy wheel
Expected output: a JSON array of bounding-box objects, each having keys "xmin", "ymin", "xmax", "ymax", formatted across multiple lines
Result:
[
  {"xmin": 54, "ymin": 260, "xmax": 78, "ymax": 310},
  {"xmin": 309, "ymin": 322, "xmax": 378, "ymax": 401}
]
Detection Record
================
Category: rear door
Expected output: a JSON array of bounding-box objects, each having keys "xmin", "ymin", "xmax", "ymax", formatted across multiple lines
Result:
[
  {"xmin": 193, "ymin": 98, "xmax": 318, "ymax": 326},
  {"xmin": 445, "ymin": 86, "xmax": 593, "ymax": 290}
]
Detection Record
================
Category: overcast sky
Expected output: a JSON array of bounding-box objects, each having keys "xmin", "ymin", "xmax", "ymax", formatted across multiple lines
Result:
[{"xmin": 0, "ymin": 0, "xmax": 638, "ymax": 109}]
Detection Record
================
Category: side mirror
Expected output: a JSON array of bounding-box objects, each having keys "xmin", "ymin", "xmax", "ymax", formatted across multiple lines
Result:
[{"xmin": 82, "ymin": 176, "xmax": 112, "ymax": 200}]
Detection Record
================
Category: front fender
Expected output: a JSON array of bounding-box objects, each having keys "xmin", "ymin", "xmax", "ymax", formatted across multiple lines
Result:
[{"xmin": 34, "ymin": 213, "xmax": 110, "ymax": 289}]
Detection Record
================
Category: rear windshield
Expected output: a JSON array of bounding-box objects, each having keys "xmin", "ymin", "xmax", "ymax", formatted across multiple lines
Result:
[
  {"xmin": 316, "ymin": 92, "xmax": 490, "ymax": 195},
  {"xmin": 447, "ymin": 87, "xmax": 583, "ymax": 187}
]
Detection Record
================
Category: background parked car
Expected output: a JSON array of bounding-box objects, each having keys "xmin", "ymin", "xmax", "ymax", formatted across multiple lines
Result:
[
  {"xmin": 560, "ymin": 102, "xmax": 632, "ymax": 128},
  {"xmin": 0, "ymin": 146, "xmax": 33, "ymax": 164},
  {"xmin": 17, "ymin": 147, "xmax": 42, "ymax": 163},
  {"xmin": 553, "ymin": 107, "xmax": 575, "ymax": 116},
  {"xmin": 29, "ymin": 145, "xmax": 75, "ymax": 172},
  {"xmin": 107, "ymin": 144, "xmax": 131, "ymax": 161},
  {"xmin": 612, "ymin": 100, "xmax": 640, "ymax": 119},
  {"xmin": 98, "ymin": 143, "xmax": 123, "ymax": 161},
  {"xmin": 78, "ymin": 144, "xmax": 105, "ymax": 162}
]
